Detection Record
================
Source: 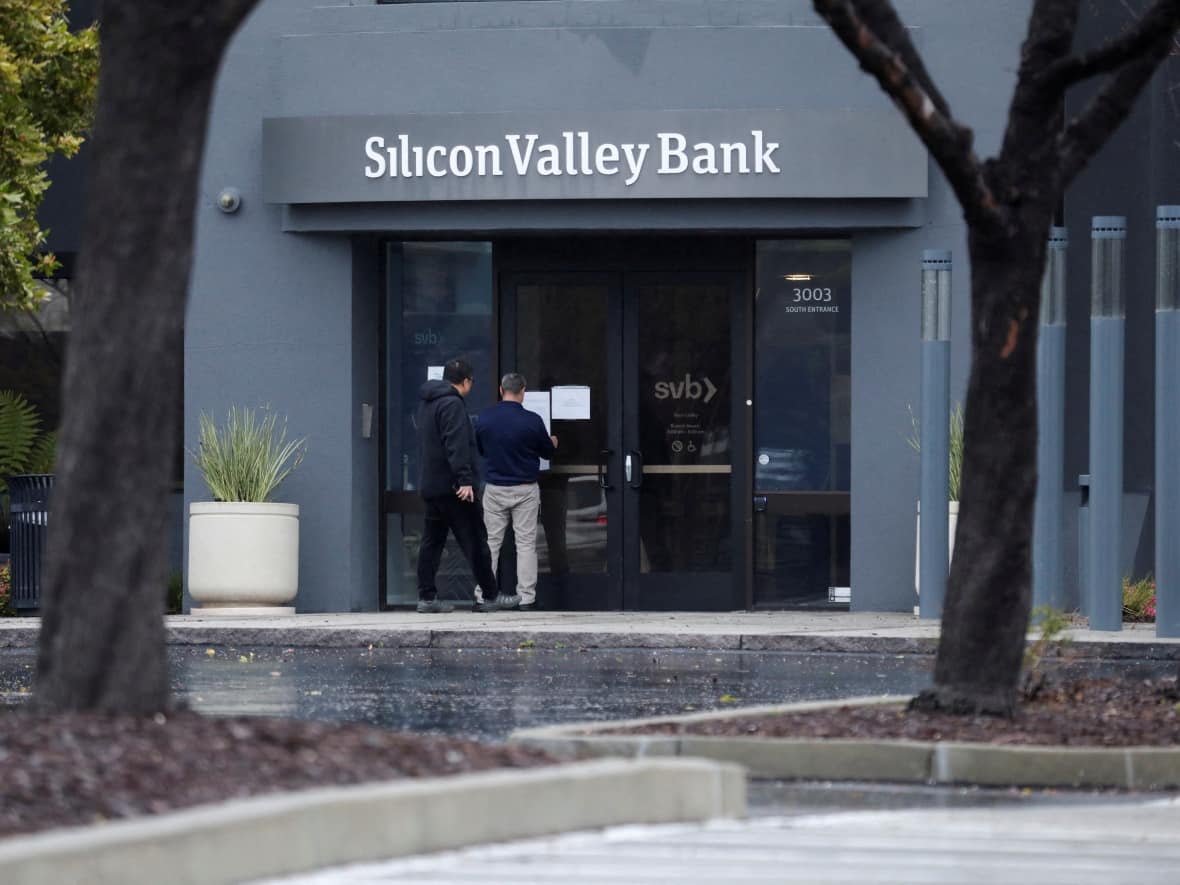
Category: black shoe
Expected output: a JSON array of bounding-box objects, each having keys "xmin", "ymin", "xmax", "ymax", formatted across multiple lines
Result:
[
  {"xmin": 517, "ymin": 602, "xmax": 540, "ymax": 612},
  {"xmin": 472, "ymin": 599, "xmax": 501, "ymax": 613},
  {"xmin": 416, "ymin": 599, "xmax": 455, "ymax": 613},
  {"xmin": 493, "ymin": 593, "xmax": 521, "ymax": 610}
]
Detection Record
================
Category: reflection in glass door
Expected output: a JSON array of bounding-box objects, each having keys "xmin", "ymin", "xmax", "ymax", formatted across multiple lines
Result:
[
  {"xmin": 509, "ymin": 276, "xmax": 621, "ymax": 609},
  {"xmin": 625, "ymin": 276, "xmax": 737, "ymax": 609},
  {"xmin": 752, "ymin": 240, "xmax": 851, "ymax": 607}
]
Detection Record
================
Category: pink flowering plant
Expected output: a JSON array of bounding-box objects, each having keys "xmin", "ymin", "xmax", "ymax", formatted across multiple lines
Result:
[{"xmin": 1122, "ymin": 575, "xmax": 1157, "ymax": 622}]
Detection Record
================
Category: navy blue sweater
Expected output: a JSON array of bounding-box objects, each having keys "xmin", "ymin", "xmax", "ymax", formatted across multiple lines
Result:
[{"xmin": 475, "ymin": 401, "xmax": 555, "ymax": 485}]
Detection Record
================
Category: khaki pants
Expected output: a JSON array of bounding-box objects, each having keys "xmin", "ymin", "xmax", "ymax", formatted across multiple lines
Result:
[{"xmin": 477, "ymin": 482, "xmax": 541, "ymax": 604}]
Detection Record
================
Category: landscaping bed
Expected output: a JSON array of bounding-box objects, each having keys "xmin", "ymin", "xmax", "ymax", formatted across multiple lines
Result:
[
  {"xmin": 0, "ymin": 711, "xmax": 561, "ymax": 837},
  {"xmin": 611, "ymin": 677, "xmax": 1180, "ymax": 747}
]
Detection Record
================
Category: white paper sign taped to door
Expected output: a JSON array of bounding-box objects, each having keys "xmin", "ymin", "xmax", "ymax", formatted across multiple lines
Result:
[
  {"xmin": 551, "ymin": 385, "xmax": 591, "ymax": 420},
  {"xmin": 523, "ymin": 390, "xmax": 552, "ymax": 471}
]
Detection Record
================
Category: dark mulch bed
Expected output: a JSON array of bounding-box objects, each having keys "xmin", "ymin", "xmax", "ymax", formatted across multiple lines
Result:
[
  {"xmin": 614, "ymin": 677, "xmax": 1180, "ymax": 748},
  {"xmin": 0, "ymin": 712, "xmax": 561, "ymax": 838}
]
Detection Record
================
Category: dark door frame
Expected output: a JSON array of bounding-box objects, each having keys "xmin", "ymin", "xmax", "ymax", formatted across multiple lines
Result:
[
  {"xmin": 496, "ymin": 238, "xmax": 752, "ymax": 611},
  {"xmin": 621, "ymin": 269, "xmax": 749, "ymax": 611},
  {"xmin": 499, "ymin": 270, "xmax": 625, "ymax": 611}
]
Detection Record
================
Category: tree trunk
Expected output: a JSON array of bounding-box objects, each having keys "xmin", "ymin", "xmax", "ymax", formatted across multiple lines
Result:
[
  {"xmin": 35, "ymin": 1, "xmax": 258, "ymax": 713},
  {"xmin": 913, "ymin": 221, "xmax": 1050, "ymax": 716}
]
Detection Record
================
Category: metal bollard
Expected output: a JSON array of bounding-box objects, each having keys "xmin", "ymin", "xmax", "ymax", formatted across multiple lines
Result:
[
  {"xmin": 1077, "ymin": 474, "xmax": 1091, "ymax": 615},
  {"xmin": 1034, "ymin": 226, "xmax": 1068, "ymax": 610},
  {"xmin": 919, "ymin": 250, "xmax": 951, "ymax": 619},
  {"xmin": 1087, "ymin": 216, "xmax": 1125, "ymax": 631},
  {"xmin": 1156, "ymin": 206, "xmax": 1180, "ymax": 637}
]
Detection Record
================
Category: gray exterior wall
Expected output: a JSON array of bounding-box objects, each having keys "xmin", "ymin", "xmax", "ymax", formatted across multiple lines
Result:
[
  {"xmin": 188, "ymin": 0, "xmax": 1103, "ymax": 613},
  {"xmin": 1058, "ymin": 4, "xmax": 1180, "ymax": 607}
]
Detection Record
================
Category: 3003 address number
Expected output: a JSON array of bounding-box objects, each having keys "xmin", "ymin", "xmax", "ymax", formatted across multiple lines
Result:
[{"xmin": 793, "ymin": 287, "xmax": 833, "ymax": 302}]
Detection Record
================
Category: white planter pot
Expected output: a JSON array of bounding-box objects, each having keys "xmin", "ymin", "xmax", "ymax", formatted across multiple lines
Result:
[
  {"xmin": 187, "ymin": 502, "xmax": 299, "ymax": 614},
  {"xmin": 914, "ymin": 500, "xmax": 959, "ymax": 608}
]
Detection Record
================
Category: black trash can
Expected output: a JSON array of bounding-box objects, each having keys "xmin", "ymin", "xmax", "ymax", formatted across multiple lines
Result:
[{"xmin": 6, "ymin": 474, "xmax": 53, "ymax": 611}]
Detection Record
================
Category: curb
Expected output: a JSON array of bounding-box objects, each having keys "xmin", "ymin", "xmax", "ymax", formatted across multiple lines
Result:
[
  {"xmin": 0, "ymin": 758, "xmax": 745, "ymax": 885},
  {"xmin": 510, "ymin": 697, "xmax": 1180, "ymax": 790},
  {"xmin": 1, "ymin": 623, "xmax": 1178, "ymax": 659}
]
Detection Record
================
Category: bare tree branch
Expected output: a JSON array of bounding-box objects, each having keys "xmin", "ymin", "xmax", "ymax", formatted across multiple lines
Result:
[
  {"xmin": 995, "ymin": 0, "xmax": 1080, "ymax": 143},
  {"xmin": 846, "ymin": 0, "xmax": 954, "ymax": 118},
  {"xmin": 1057, "ymin": 35, "xmax": 1177, "ymax": 187},
  {"xmin": 812, "ymin": 0, "xmax": 1001, "ymax": 230},
  {"xmin": 1041, "ymin": 0, "xmax": 1180, "ymax": 94},
  {"xmin": 997, "ymin": 0, "xmax": 1080, "ymax": 169}
]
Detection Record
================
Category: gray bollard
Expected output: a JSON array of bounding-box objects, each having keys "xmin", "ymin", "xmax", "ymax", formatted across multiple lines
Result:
[
  {"xmin": 1034, "ymin": 227, "xmax": 1068, "ymax": 611},
  {"xmin": 1078, "ymin": 474, "xmax": 1091, "ymax": 615},
  {"xmin": 1087, "ymin": 216, "xmax": 1126, "ymax": 631},
  {"xmin": 919, "ymin": 250, "xmax": 951, "ymax": 620},
  {"xmin": 1156, "ymin": 206, "xmax": 1180, "ymax": 637}
]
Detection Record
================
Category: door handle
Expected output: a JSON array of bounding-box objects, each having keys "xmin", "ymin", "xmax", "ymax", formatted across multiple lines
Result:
[
  {"xmin": 598, "ymin": 449, "xmax": 614, "ymax": 490},
  {"xmin": 626, "ymin": 450, "xmax": 643, "ymax": 489}
]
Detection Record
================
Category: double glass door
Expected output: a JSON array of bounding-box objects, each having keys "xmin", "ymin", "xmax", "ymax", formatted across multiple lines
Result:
[{"xmin": 501, "ymin": 269, "xmax": 746, "ymax": 610}]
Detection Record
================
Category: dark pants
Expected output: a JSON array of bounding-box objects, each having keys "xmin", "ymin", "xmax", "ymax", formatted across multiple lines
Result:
[{"xmin": 417, "ymin": 494, "xmax": 500, "ymax": 602}]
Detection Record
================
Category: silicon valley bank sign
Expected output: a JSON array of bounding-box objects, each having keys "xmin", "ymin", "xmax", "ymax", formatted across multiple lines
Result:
[{"xmin": 262, "ymin": 109, "xmax": 927, "ymax": 203}]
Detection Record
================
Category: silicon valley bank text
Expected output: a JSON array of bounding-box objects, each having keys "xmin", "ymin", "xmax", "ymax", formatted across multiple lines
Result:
[{"xmin": 363, "ymin": 130, "xmax": 781, "ymax": 185}]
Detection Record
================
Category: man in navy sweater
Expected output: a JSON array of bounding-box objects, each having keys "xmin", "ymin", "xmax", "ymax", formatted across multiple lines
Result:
[{"xmin": 475, "ymin": 373, "xmax": 558, "ymax": 611}]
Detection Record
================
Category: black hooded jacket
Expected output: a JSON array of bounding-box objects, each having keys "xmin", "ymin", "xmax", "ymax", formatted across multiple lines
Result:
[{"xmin": 416, "ymin": 380, "xmax": 478, "ymax": 498}]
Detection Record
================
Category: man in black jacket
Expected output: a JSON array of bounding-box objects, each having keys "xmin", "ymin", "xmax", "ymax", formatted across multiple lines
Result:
[{"xmin": 414, "ymin": 359, "xmax": 517, "ymax": 613}]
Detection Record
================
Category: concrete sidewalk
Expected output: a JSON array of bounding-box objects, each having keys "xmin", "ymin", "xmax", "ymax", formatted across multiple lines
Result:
[
  {"xmin": 0, "ymin": 610, "xmax": 1176, "ymax": 656},
  {"xmin": 265, "ymin": 798, "xmax": 1180, "ymax": 885}
]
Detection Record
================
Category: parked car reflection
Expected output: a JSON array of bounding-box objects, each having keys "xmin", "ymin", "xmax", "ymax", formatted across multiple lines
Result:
[
  {"xmin": 538, "ymin": 474, "xmax": 607, "ymax": 573},
  {"xmin": 755, "ymin": 447, "xmax": 814, "ymax": 490}
]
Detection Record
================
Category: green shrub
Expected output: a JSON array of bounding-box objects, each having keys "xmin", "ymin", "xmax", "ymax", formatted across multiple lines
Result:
[
  {"xmin": 0, "ymin": 390, "xmax": 50, "ymax": 495},
  {"xmin": 0, "ymin": 562, "xmax": 14, "ymax": 617},
  {"xmin": 165, "ymin": 572, "xmax": 183, "ymax": 614},
  {"xmin": 1122, "ymin": 575, "xmax": 1157, "ymax": 622},
  {"xmin": 189, "ymin": 407, "xmax": 307, "ymax": 503},
  {"xmin": 0, "ymin": 390, "xmax": 56, "ymax": 552},
  {"xmin": 1021, "ymin": 605, "xmax": 1073, "ymax": 699}
]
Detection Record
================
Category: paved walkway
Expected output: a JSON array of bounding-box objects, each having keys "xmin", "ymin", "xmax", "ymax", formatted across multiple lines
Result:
[
  {"xmin": 0, "ymin": 611, "xmax": 1175, "ymax": 653},
  {"xmin": 262, "ymin": 798, "xmax": 1180, "ymax": 884}
]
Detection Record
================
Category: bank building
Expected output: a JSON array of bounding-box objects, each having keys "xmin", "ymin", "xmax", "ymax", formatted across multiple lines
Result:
[{"xmin": 17, "ymin": 0, "xmax": 1178, "ymax": 615}]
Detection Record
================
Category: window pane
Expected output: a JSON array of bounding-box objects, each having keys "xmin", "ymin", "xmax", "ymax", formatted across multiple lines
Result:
[
  {"xmin": 385, "ymin": 242, "xmax": 492, "ymax": 605},
  {"xmin": 754, "ymin": 241, "xmax": 850, "ymax": 606},
  {"xmin": 754, "ymin": 241, "xmax": 850, "ymax": 491},
  {"xmin": 387, "ymin": 242, "xmax": 493, "ymax": 492},
  {"xmin": 637, "ymin": 281, "xmax": 731, "ymax": 573},
  {"xmin": 754, "ymin": 513, "xmax": 850, "ymax": 606},
  {"xmin": 515, "ymin": 281, "xmax": 610, "ymax": 576}
]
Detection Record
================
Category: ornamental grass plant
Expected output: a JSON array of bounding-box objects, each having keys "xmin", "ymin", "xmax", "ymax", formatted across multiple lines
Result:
[
  {"xmin": 190, "ymin": 407, "xmax": 306, "ymax": 502},
  {"xmin": 905, "ymin": 401, "xmax": 965, "ymax": 502}
]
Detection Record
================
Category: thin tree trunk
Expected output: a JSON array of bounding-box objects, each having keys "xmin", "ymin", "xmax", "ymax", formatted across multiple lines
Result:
[
  {"xmin": 914, "ymin": 223, "xmax": 1050, "ymax": 715},
  {"xmin": 35, "ymin": 1, "xmax": 258, "ymax": 713}
]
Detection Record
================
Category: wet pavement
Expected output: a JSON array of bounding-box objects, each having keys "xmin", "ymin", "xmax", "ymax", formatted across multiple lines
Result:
[
  {"xmin": 2, "ymin": 644, "xmax": 1177, "ymax": 820},
  {"xmin": 0, "ymin": 644, "xmax": 1174, "ymax": 742}
]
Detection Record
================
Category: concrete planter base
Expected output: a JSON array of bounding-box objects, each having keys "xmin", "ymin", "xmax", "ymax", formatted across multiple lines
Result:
[
  {"xmin": 511, "ymin": 695, "xmax": 1180, "ymax": 789},
  {"xmin": 187, "ymin": 502, "xmax": 299, "ymax": 613},
  {"xmin": 914, "ymin": 500, "xmax": 958, "ymax": 612},
  {"xmin": 0, "ymin": 758, "xmax": 744, "ymax": 885}
]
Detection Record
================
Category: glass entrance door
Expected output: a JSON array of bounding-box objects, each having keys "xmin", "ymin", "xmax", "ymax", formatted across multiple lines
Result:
[
  {"xmin": 507, "ymin": 274, "xmax": 621, "ymax": 609},
  {"xmin": 624, "ymin": 275, "xmax": 736, "ymax": 608},
  {"xmin": 501, "ymin": 269, "xmax": 745, "ymax": 611}
]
